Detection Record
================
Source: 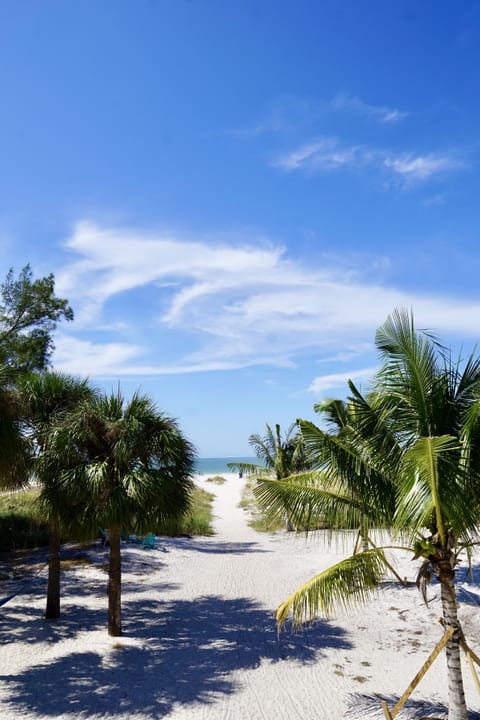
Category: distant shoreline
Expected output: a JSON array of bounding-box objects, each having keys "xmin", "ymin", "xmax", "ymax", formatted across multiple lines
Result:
[{"xmin": 194, "ymin": 456, "xmax": 258, "ymax": 475}]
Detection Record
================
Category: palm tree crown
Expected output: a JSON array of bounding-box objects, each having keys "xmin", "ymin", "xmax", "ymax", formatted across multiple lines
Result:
[
  {"xmin": 45, "ymin": 388, "xmax": 196, "ymax": 635},
  {"xmin": 255, "ymin": 309, "xmax": 480, "ymax": 720}
]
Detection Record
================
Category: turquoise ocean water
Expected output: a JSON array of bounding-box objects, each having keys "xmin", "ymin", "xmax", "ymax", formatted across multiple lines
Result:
[{"xmin": 194, "ymin": 457, "xmax": 258, "ymax": 475}]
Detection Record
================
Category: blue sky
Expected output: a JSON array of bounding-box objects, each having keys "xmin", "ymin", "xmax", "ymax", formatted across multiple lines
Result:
[{"xmin": 2, "ymin": 1, "xmax": 480, "ymax": 456}]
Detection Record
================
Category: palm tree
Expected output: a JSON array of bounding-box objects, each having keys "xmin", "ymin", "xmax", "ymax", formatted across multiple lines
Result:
[
  {"xmin": 47, "ymin": 388, "xmax": 196, "ymax": 636},
  {"xmin": 19, "ymin": 371, "xmax": 97, "ymax": 619},
  {"xmin": 229, "ymin": 422, "xmax": 310, "ymax": 530},
  {"xmin": 229, "ymin": 422, "xmax": 308, "ymax": 478},
  {"xmin": 255, "ymin": 309, "xmax": 480, "ymax": 720}
]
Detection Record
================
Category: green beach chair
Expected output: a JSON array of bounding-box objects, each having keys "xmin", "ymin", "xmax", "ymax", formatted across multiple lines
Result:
[{"xmin": 142, "ymin": 533, "xmax": 156, "ymax": 549}]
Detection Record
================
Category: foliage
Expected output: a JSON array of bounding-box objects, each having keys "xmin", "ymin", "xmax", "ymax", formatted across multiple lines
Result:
[
  {"xmin": 0, "ymin": 483, "xmax": 215, "ymax": 554},
  {"xmin": 0, "ymin": 265, "xmax": 73, "ymax": 372},
  {"xmin": 40, "ymin": 387, "xmax": 196, "ymax": 635},
  {"xmin": 0, "ymin": 365, "xmax": 31, "ymax": 490},
  {"xmin": 230, "ymin": 422, "xmax": 312, "ymax": 531},
  {"xmin": 205, "ymin": 475, "xmax": 226, "ymax": 485},
  {"xmin": 157, "ymin": 486, "xmax": 215, "ymax": 536},
  {"xmin": 255, "ymin": 309, "xmax": 480, "ymax": 720},
  {"xmin": 0, "ymin": 489, "xmax": 49, "ymax": 551}
]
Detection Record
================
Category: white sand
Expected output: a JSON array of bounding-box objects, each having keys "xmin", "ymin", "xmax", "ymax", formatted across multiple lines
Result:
[{"xmin": 1, "ymin": 473, "xmax": 480, "ymax": 720}]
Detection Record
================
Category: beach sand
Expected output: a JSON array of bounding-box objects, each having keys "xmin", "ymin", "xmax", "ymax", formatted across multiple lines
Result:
[{"xmin": 1, "ymin": 473, "xmax": 480, "ymax": 719}]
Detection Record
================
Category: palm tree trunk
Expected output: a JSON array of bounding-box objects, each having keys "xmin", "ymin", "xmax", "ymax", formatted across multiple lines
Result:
[
  {"xmin": 440, "ymin": 564, "xmax": 467, "ymax": 720},
  {"xmin": 108, "ymin": 525, "xmax": 122, "ymax": 636},
  {"xmin": 45, "ymin": 516, "xmax": 61, "ymax": 619}
]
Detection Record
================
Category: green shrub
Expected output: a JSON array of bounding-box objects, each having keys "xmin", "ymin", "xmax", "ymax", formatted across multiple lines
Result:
[
  {"xmin": 156, "ymin": 486, "xmax": 215, "ymax": 536},
  {"xmin": 0, "ymin": 482, "xmax": 216, "ymax": 553},
  {"xmin": 0, "ymin": 490, "xmax": 49, "ymax": 551},
  {"xmin": 205, "ymin": 475, "xmax": 226, "ymax": 485}
]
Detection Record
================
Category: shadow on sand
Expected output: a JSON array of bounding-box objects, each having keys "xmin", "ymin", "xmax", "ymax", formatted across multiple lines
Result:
[
  {"xmin": 0, "ymin": 590, "xmax": 351, "ymax": 717},
  {"xmin": 345, "ymin": 692, "xmax": 480, "ymax": 719}
]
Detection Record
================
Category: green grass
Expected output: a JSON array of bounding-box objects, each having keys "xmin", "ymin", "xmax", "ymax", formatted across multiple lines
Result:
[
  {"xmin": 152, "ymin": 485, "xmax": 216, "ymax": 537},
  {"xmin": 238, "ymin": 475, "xmax": 326, "ymax": 533},
  {"xmin": 205, "ymin": 475, "xmax": 226, "ymax": 485},
  {"xmin": 238, "ymin": 475, "xmax": 286, "ymax": 532},
  {"xmin": 0, "ymin": 489, "xmax": 49, "ymax": 551},
  {"xmin": 0, "ymin": 484, "xmax": 216, "ymax": 552}
]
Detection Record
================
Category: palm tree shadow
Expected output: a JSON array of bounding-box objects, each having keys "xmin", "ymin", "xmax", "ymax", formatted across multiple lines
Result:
[
  {"xmin": 163, "ymin": 537, "xmax": 271, "ymax": 555},
  {"xmin": 0, "ymin": 595, "xmax": 352, "ymax": 717},
  {"xmin": 345, "ymin": 692, "xmax": 480, "ymax": 719}
]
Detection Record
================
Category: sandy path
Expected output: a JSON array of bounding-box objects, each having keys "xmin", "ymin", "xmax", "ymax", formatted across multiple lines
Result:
[{"xmin": 0, "ymin": 474, "xmax": 480, "ymax": 719}]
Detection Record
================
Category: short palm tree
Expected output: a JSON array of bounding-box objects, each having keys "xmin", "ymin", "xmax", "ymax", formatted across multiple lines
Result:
[
  {"xmin": 19, "ymin": 371, "xmax": 97, "ymax": 619},
  {"xmin": 230, "ymin": 422, "xmax": 310, "ymax": 530},
  {"xmin": 47, "ymin": 389, "xmax": 196, "ymax": 636},
  {"xmin": 255, "ymin": 309, "xmax": 480, "ymax": 720}
]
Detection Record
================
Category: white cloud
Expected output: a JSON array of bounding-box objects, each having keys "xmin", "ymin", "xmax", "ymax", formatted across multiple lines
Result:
[
  {"xmin": 53, "ymin": 334, "xmax": 144, "ymax": 377},
  {"xmin": 273, "ymin": 137, "xmax": 362, "ymax": 172},
  {"xmin": 331, "ymin": 93, "xmax": 408, "ymax": 124},
  {"xmin": 308, "ymin": 367, "xmax": 378, "ymax": 395},
  {"xmin": 384, "ymin": 153, "xmax": 462, "ymax": 181},
  {"xmin": 52, "ymin": 222, "xmax": 480, "ymax": 379},
  {"xmin": 273, "ymin": 139, "xmax": 463, "ymax": 185}
]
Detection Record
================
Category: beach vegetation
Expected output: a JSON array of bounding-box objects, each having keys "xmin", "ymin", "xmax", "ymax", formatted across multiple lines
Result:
[
  {"xmin": 156, "ymin": 485, "xmax": 215, "ymax": 536},
  {"xmin": 18, "ymin": 370, "xmax": 97, "ymax": 618},
  {"xmin": 255, "ymin": 309, "xmax": 480, "ymax": 720},
  {"xmin": 205, "ymin": 475, "xmax": 226, "ymax": 485},
  {"xmin": 0, "ymin": 264, "xmax": 73, "ymax": 373},
  {"xmin": 0, "ymin": 488, "xmax": 48, "ymax": 550},
  {"xmin": 230, "ymin": 422, "xmax": 311, "ymax": 530},
  {"xmin": 40, "ymin": 388, "xmax": 196, "ymax": 636},
  {"xmin": 238, "ymin": 474, "xmax": 286, "ymax": 532}
]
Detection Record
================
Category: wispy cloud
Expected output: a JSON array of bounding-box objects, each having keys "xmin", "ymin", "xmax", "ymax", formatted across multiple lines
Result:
[
  {"xmin": 273, "ymin": 138, "xmax": 463, "ymax": 185},
  {"xmin": 308, "ymin": 367, "xmax": 378, "ymax": 395},
  {"xmin": 383, "ymin": 152, "xmax": 463, "ymax": 182},
  {"xmin": 331, "ymin": 93, "xmax": 408, "ymax": 124},
  {"xmin": 273, "ymin": 137, "xmax": 362, "ymax": 172},
  {"xmin": 230, "ymin": 93, "xmax": 407, "ymax": 138},
  {"xmin": 52, "ymin": 222, "xmax": 480, "ymax": 380}
]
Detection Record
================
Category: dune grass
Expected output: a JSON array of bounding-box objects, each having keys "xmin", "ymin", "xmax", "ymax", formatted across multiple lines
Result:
[
  {"xmin": 205, "ymin": 475, "xmax": 227, "ymax": 485},
  {"xmin": 0, "ymin": 484, "xmax": 216, "ymax": 552},
  {"xmin": 0, "ymin": 489, "xmax": 49, "ymax": 551},
  {"xmin": 238, "ymin": 475, "xmax": 286, "ymax": 532},
  {"xmin": 157, "ymin": 485, "xmax": 215, "ymax": 536}
]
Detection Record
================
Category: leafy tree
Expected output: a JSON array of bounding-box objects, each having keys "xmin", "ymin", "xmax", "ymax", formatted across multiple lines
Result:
[
  {"xmin": 255, "ymin": 310, "xmax": 480, "ymax": 720},
  {"xmin": 19, "ymin": 371, "xmax": 97, "ymax": 619},
  {"xmin": 0, "ymin": 265, "xmax": 73, "ymax": 372},
  {"xmin": 45, "ymin": 389, "xmax": 196, "ymax": 636},
  {"xmin": 0, "ymin": 365, "xmax": 31, "ymax": 489}
]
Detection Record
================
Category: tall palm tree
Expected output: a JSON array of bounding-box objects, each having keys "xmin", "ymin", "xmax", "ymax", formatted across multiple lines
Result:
[
  {"xmin": 19, "ymin": 371, "xmax": 97, "ymax": 619},
  {"xmin": 47, "ymin": 389, "xmax": 196, "ymax": 636},
  {"xmin": 255, "ymin": 310, "xmax": 480, "ymax": 720}
]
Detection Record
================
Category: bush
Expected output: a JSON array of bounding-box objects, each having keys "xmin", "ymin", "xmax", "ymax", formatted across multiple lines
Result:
[
  {"xmin": 0, "ymin": 483, "xmax": 216, "ymax": 553},
  {"xmin": 205, "ymin": 475, "xmax": 226, "ymax": 485},
  {"xmin": 0, "ymin": 490, "xmax": 49, "ymax": 551},
  {"xmin": 156, "ymin": 486, "xmax": 215, "ymax": 536}
]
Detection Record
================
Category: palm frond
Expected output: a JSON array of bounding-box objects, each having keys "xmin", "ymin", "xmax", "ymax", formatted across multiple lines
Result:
[
  {"xmin": 254, "ymin": 474, "xmax": 368, "ymax": 531},
  {"xmin": 276, "ymin": 549, "xmax": 388, "ymax": 630},
  {"xmin": 395, "ymin": 435, "xmax": 461, "ymax": 541}
]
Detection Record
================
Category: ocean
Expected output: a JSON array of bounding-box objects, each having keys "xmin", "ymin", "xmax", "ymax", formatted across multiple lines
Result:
[{"xmin": 194, "ymin": 456, "xmax": 259, "ymax": 475}]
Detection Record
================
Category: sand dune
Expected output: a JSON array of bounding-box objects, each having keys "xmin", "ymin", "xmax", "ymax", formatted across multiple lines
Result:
[{"xmin": 1, "ymin": 474, "xmax": 480, "ymax": 719}]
